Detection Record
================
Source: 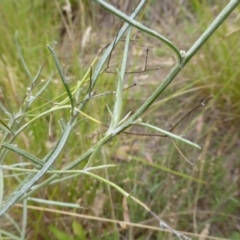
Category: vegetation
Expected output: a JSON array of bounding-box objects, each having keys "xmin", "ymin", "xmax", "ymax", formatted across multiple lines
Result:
[{"xmin": 0, "ymin": 0, "xmax": 239, "ymax": 239}]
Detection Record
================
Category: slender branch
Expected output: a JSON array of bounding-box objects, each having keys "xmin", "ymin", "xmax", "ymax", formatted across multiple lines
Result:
[
  {"xmin": 93, "ymin": 0, "xmax": 181, "ymax": 64},
  {"xmin": 183, "ymin": 0, "xmax": 240, "ymax": 67}
]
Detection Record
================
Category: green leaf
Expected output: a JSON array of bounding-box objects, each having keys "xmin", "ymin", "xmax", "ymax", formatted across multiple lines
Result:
[
  {"xmin": 107, "ymin": 68, "xmax": 123, "ymax": 131},
  {"xmin": 231, "ymin": 232, "xmax": 240, "ymax": 240},
  {"xmin": 49, "ymin": 225, "xmax": 75, "ymax": 240},
  {"xmin": 2, "ymin": 143, "xmax": 55, "ymax": 169},
  {"xmin": 47, "ymin": 45, "xmax": 75, "ymax": 112},
  {"xmin": 15, "ymin": 31, "xmax": 32, "ymax": 81},
  {"xmin": 108, "ymin": 28, "xmax": 132, "ymax": 133},
  {"xmin": 72, "ymin": 221, "xmax": 86, "ymax": 240},
  {"xmin": 139, "ymin": 122, "xmax": 201, "ymax": 149},
  {"xmin": 0, "ymin": 118, "xmax": 14, "ymax": 134}
]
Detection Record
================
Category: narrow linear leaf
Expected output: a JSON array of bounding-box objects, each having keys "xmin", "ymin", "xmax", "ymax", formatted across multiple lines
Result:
[
  {"xmin": 108, "ymin": 28, "xmax": 132, "ymax": 132},
  {"xmin": 15, "ymin": 31, "xmax": 32, "ymax": 81},
  {"xmin": 83, "ymin": 171, "xmax": 150, "ymax": 212},
  {"xmin": 74, "ymin": 108, "xmax": 102, "ymax": 125},
  {"xmin": 17, "ymin": 145, "xmax": 96, "ymax": 202},
  {"xmin": 0, "ymin": 123, "xmax": 72, "ymax": 216},
  {"xmin": 4, "ymin": 213, "xmax": 21, "ymax": 234},
  {"xmin": 139, "ymin": 122, "xmax": 201, "ymax": 149},
  {"xmin": 1, "ymin": 164, "xmax": 116, "ymax": 175},
  {"xmin": 112, "ymin": 27, "xmax": 132, "ymax": 126},
  {"xmin": 0, "ymin": 118, "xmax": 14, "ymax": 134},
  {"xmin": 26, "ymin": 70, "xmax": 52, "ymax": 107},
  {"xmin": 2, "ymin": 143, "xmax": 55, "ymax": 169},
  {"xmin": 15, "ymin": 105, "xmax": 71, "ymax": 137},
  {"xmin": 108, "ymin": 68, "xmax": 123, "ymax": 132},
  {"xmin": 47, "ymin": 45, "xmax": 75, "ymax": 111},
  {"xmin": 115, "ymin": 68, "xmax": 123, "ymax": 120},
  {"xmin": 120, "ymin": 26, "xmax": 132, "ymax": 77},
  {"xmin": 91, "ymin": 0, "xmax": 146, "ymax": 88},
  {"xmin": 93, "ymin": 0, "xmax": 181, "ymax": 62},
  {"xmin": 84, "ymin": 143, "xmax": 102, "ymax": 170},
  {"xmin": 0, "ymin": 229, "xmax": 19, "ymax": 240},
  {"xmin": 27, "ymin": 198, "xmax": 83, "ymax": 209},
  {"xmin": 118, "ymin": 111, "xmax": 132, "ymax": 125}
]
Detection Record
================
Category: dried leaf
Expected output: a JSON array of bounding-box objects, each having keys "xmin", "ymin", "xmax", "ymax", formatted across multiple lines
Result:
[
  {"xmin": 120, "ymin": 196, "xmax": 130, "ymax": 229},
  {"xmin": 113, "ymin": 145, "xmax": 130, "ymax": 161},
  {"xmin": 81, "ymin": 26, "xmax": 92, "ymax": 49},
  {"xmin": 196, "ymin": 115, "xmax": 204, "ymax": 135},
  {"xmin": 199, "ymin": 223, "xmax": 210, "ymax": 240},
  {"xmin": 92, "ymin": 191, "xmax": 107, "ymax": 217},
  {"xmin": 145, "ymin": 152, "xmax": 153, "ymax": 164},
  {"xmin": 113, "ymin": 144, "xmax": 139, "ymax": 161}
]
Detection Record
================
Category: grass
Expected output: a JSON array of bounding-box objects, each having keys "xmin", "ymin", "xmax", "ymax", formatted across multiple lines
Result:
[{"xmin": 0, "ymin": 1, "xmax": 240, "ymax": 240}]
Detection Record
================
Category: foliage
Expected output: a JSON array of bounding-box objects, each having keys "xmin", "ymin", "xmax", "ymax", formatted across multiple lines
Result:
[{"xmin": 0, "ymin": 0, "xmax": 239, "ymax": 240}]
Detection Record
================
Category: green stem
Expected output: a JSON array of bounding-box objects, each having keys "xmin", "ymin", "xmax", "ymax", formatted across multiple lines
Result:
[
  {"xmin": 15, "ymin": 1, "xmax": 148, "ymax": 203},
  {"xmin": 6, "ymin": 0, "xmax": 240, "ymax": 218},
  {"xmin": 93, "ymin": 0, "xmax": 181, "ymax": 63},
  {"xmin": 0, "ymin": 123, "xmax": 73, "ymax": 216},
  {"xmin": 78, "ymin": 0, "xmax": 147, "ymax": 110},
  {"xmin": 99, "ymin": 0, "xmax": 240, "ymax": 136},
  {"xmin": 111, "ymin": 64, "xmax": 180, "ymax": 134},
  {"xmin": 183, "ymin": 0, "xmax": 240, "ymax": 67}
]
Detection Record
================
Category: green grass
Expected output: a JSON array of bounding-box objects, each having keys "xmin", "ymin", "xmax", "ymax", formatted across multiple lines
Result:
[
  {"xmin": 184, "ymin": 1, "xmax": 240, "ymax": 121},
  {"xmin": 0, "ymin": 1, "xmax": 240, "ymax": 240}
]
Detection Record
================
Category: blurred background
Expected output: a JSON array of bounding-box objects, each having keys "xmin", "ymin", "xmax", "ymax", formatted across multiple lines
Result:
[{"xmin": 0, "ymin": 0, "xmax": 239, "ymax": 239}]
